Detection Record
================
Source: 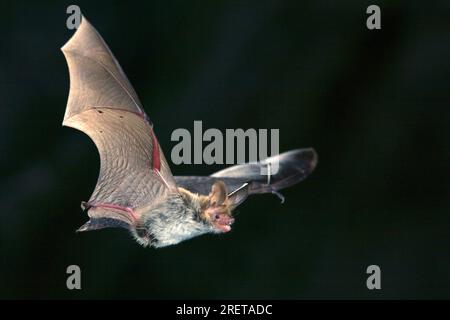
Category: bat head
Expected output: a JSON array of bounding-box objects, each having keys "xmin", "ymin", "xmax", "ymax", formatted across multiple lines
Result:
[
  {"xmin": 200, "ymin": 181, "xmax": 249, "ymax": 233},
  {"xmin": 200, "ymin": 181, "xmax": 233, "ymax": 232}
]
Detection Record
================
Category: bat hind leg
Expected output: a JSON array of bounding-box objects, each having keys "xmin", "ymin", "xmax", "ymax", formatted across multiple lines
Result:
[
  {"xmin": 80, "ymin": 201, "xmax": 139, "ymax": 219},
  {"xmin": 76, "ymin": 217, "xmax": 130, "ymax": 232},
  {"xmin": 79, "ymin": 201, "xmax": 140, "ymax": 235}
]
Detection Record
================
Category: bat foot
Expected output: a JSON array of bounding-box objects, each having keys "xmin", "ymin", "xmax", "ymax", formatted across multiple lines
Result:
[
  {"xmin": 76, "ymin": 222, "xmax": 90, "ymax": 232},
  {"xmin": 80, "ymin": 201, "xmax": 91, "ymax": 211},
  {"xmin": 271, "ymin": 190, "xmax": 285, "ymax": 204}
]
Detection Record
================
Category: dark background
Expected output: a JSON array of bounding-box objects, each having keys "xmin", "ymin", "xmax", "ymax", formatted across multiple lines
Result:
[{"xmin": 0, "ymin": 0, "xmax": 448, "ymax": 299}]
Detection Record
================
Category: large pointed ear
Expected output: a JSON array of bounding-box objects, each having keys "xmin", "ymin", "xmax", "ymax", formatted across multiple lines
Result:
[
  {"xmin": 209, "ymin": 181, "xmax": 228, "ymax": 206},
  {"xmin": 228, "ymin": 183, "xmax": 250, "ymax": 210}
]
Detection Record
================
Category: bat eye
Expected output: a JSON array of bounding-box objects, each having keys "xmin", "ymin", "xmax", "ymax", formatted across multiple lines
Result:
[{"xmin": 214, "ymin": 214, "xmax": 220, "ymax": 220}]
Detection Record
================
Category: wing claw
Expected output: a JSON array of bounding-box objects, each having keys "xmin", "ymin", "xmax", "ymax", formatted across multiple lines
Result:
[{"xmin": 271, "ymin": 190, "xmax": 285, "ymax": 204}]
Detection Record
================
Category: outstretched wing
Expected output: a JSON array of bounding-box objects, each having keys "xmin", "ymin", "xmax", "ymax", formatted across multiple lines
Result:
[
  {"xmin": 175, "ymin": 148, "xmax": 317, "ymax": 205},
  {"xmin": 62, "ymin": 17, "xmax": 177, "ymax": 229}
]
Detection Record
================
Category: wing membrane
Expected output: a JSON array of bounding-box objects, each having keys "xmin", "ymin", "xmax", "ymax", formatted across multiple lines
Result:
[
  {"xmin": 175, "ymin": 148, "xmax": 317, "ymax": 206},
  {"xmin": 62, "ymin": 17, "xmax": 177, "ymax": 227}
]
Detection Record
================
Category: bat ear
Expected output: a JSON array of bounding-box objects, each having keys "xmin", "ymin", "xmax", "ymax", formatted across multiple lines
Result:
[
  {"xmin": 209, "ymin": 181, "xmax": 228, "ymax": 206},
  {"xmin": 227, "ymin": 183, "xmax": 250, "ymax": 210}
]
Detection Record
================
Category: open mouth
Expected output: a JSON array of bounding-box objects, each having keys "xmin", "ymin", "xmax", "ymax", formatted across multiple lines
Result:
[
  {"xmin": 212, "ymin": 214, "xmax": 235, "ymax": 233},
  {"xmin": 214, "ymin": 222, "xmax": 233, "ymax": 232}
]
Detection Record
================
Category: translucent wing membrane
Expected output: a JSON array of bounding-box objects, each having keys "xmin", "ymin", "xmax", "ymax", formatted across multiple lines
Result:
[{"xmin": 62, "ymin": 17, "xmax": 177, "ymax": 230}]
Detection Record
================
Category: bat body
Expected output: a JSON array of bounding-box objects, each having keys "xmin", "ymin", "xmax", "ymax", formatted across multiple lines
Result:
[{"xmin": 62, "ymin": 17, "xmax": 317, "ymax": 248}]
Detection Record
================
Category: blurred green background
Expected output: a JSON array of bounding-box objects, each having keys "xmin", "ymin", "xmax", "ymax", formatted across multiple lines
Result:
[{"xmin": 0, "ymin": 0, "xmax": 448, "ymax": 299}]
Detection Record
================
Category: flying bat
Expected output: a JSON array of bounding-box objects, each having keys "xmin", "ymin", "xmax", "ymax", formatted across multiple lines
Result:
[{"xmin": 61, "ymin": 17, "xmax": 318, "ymax": 248}]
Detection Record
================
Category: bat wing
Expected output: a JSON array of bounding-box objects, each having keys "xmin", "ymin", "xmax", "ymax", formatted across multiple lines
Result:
[
  {"xmin": 62, "ymin": 17, "xmax": 177, "ymax": 230},
  {"xmin": 175, "ymin": 148, "xmax": 317, "ymax": 206},
  {"xmin": 174, "ymin": 176, "xmax": 248, "ymax": 196}
]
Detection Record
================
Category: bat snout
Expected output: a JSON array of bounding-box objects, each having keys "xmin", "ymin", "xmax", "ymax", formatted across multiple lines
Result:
[{"xmin": 209, "ymin": 211, "xmax": 234, "ymax": 233}]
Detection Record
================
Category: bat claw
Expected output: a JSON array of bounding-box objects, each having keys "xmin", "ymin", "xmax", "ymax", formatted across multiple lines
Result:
[
  {"xmin": 81, "ymin": 201, "xmax": 90, "ymax": 211},
  {"xmin": 264, "ymin": 163, "xmax": 285, "ymax": 203},
  {"xmin": 271, "ymin": 190, "xmax": 285, "ymax": 204}
]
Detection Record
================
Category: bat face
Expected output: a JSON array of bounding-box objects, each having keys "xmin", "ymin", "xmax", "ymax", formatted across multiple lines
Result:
[
  {"xmin": 200, "ymin": 181, "xmax": 235, "ymax": 233},
  {"xmin": 208, "ymin": 212, "xmax": 235, "ymax": 233},
  {"xmin": 62, "ymin": 17, "xmax": 317, "ymax": 248}
]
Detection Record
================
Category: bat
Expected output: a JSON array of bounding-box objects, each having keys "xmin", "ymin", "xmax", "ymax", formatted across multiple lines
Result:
[{"xmin": 61, "ymin": 17, "xmax": 318, "ymax": 248}]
